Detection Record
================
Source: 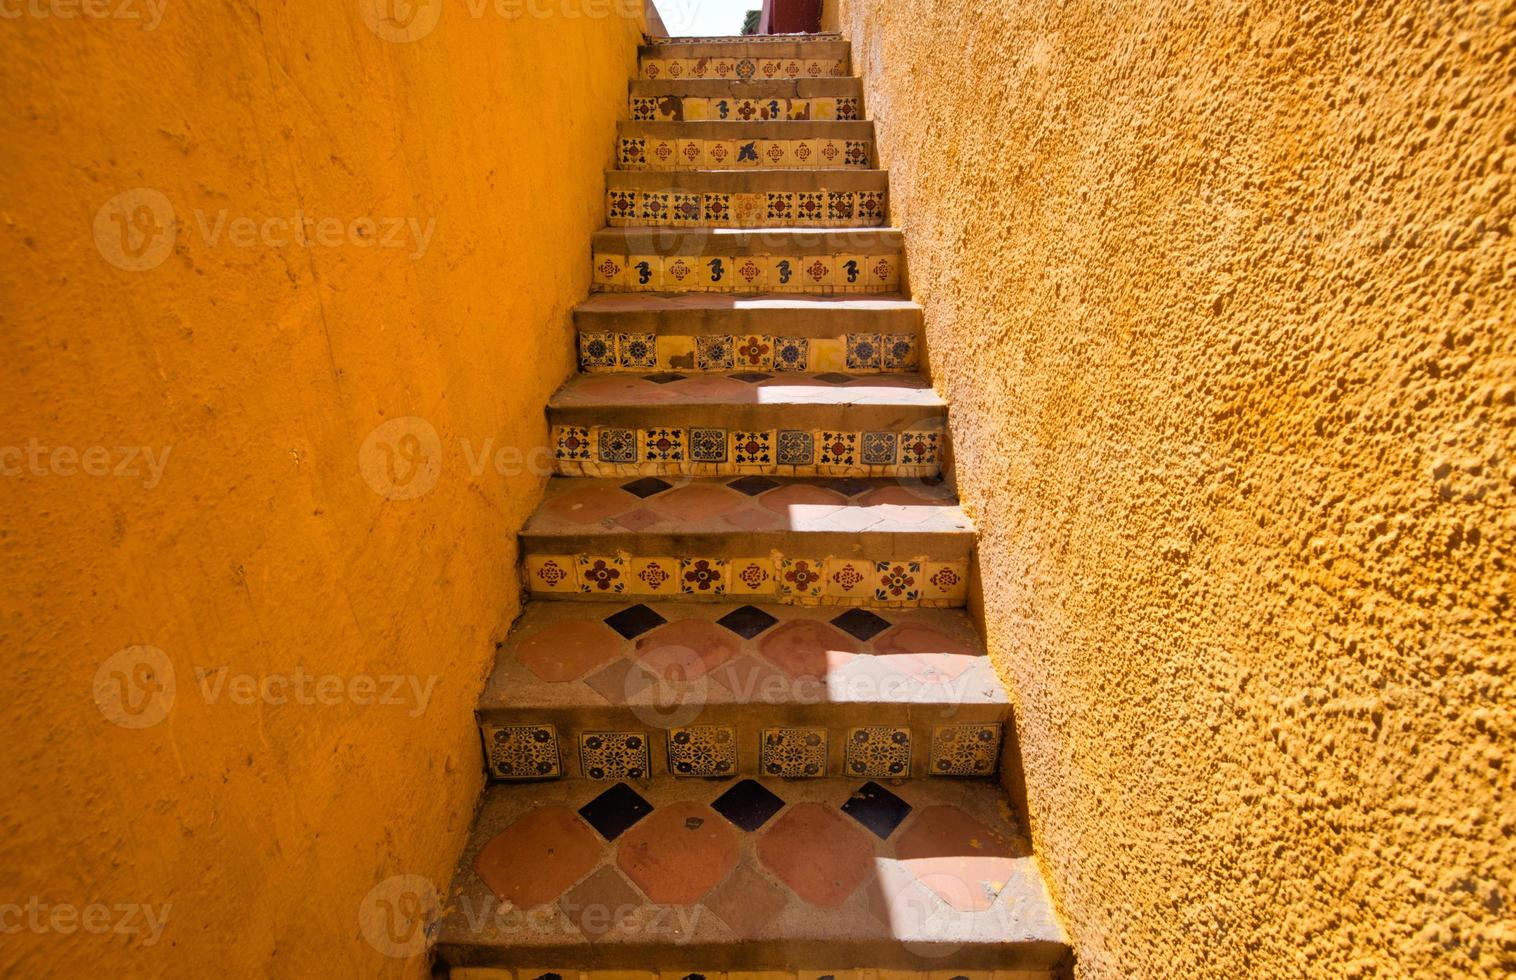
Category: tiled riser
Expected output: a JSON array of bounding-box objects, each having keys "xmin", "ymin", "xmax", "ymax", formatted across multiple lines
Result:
[
  {"xmin": 632, "ymin": 95, "xmax": 861, "ymax": 122},
  {"xmin": 524, "ymin": 555, "xmax": 969, "ymax": 606},
  {"xmin": 619, "ymin": 137, "xmax": 871, "ymax": 170},
  {"xmin": 551, "ymin": 427, "xmax": 941, "ymax": 478},
  {"xmin": 641, "ymin": 59, "xmax": 848, "ymax": 81},
  {"xmin": 578, "ymin": 332, "xmax": 917, "ymax": 373},
  {"xmin": 592, "ymin": 253, "xmax": 900, "ymax": 293},
  {"xmin": 608, "ymin": 189, "xmax": 885, "ymax": 228},
  {"xmin": 481, "ymin": 722, "xmax": 1003, "ymax": 782}
]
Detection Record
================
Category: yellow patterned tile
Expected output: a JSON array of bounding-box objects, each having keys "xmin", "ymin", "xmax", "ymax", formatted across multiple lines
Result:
[
  {"xmin": 640, "ymin": 59, "xmax": 666, "ymax": 80},
  {"xmin": 630, "ymin": 557, "xmax": 680, "ymax": 596},
  {"xmin": 661, "ymin": 59, "xmax": 694, "ymax": 81},
  {"xmin": 921, "ymin": 562, "xmax": 970, "ymax": 603},
  {"xmin": 591, "ymin": 253, "xmax": 627, "ymax": 290},
  {"xmin": 731, "ymin": 255, "xmax": 767, "ymax": 291},
  {"xmin": 680, "ymin": 557, "xmax": 727, "ymax": 596},
  {"xmin": 704, "ymin": 139, "xmax": 737, "ymax": 168},
  {"xmin": 767, "ymin": 255, "xmax": 804, "ymax": 293},
  {"xmin": 865, "ymin": 253, "xmax": 901, "ymax": 291},
  {"xmin": 525, "ymin": 555, "xmax": 578, "ymax": 593},
  {"xmin": 777, "ymin": 557, "xmax": 826, "ymax": 600},
  {"xmin": 790, "ymin": 138, "xmax": 820, "ymax": 169},
  {"xmin": 733, "ymin": 334, "xmax": 774, "ymax": 369},
  {"xmin": 627, "ymin": 254, "xmax": 664, "ymax": 291},
  {"xmin": 759, "ymin": 140, "xmax": 790, "ymax": 168},
  {"xmin": 578, "ymin": 555, "xmax": 626, "ymax": 594},
  {"xmin": 662, "ymin": 255, "xmax": 702, "ymax": 291},
  {"xmin": 809, "ymin": 338, "xmax": 847, "ymax": 372},
  {"xmin": 681, "ymin": 97, "xmax": 710, "ymax": 121},
  {"xmin": 803, "ymin": 59, "xmax": 833, "ymax": 80},
  {"xmin": 799, "ymin": 255, "xmax": 837, "ymax": 291},
  {"xmin": 836, "ymin": 253, "xmax": 870, "ymax": 293},
  {"xmin": 785, "ymin": 98, "xmax": 813, "ymax": 121},
  {"xmin": 817, "ymin": 138, "xmax": 847, "ymax": 169},
  {"xmin": 732, "ymin": 193, "xmax": 766, "ymax": 226},
  {"xmin": 657, "ymin": 335, "xmax": 696, "ymax": 370},
  {"xmin": 732, "ymin": 136, "xmax": 763, "ymax": 168},
  {"xmin": 727, "ymin": 557, "xmax": 777, "ymax": 595},
  {"xmin": 646, "ymin": 137, "xmax": 678, "ymax": 171},
  {"xmin": 825, "ymin": 557, "xmax": 874, "ymax": 600},
  {"xmin": 699, "ymin": 255, "xmax": 736, "ymax": 292}
]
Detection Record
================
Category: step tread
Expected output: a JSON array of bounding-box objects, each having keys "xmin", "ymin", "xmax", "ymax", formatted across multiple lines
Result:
[
  {"xmin": 479, "ymin": 600, "xmax": 1004, "ymax": 714},
  {"xmin": 436, "ymin": 777, "xmax": 1067, "ymax": 969},
  {"xmin": 521, "ymin": 476, "xmax": 971, "ymax": 540},
  {"xmin": 549, "ymin": 371, "xmax": 942, "ymax": 410},
  {"xmin": 576, "ymin": 292, "xmax": 920, "ymax": 314}
]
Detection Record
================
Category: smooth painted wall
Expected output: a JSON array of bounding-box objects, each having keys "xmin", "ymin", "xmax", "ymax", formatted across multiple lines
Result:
[
  {"xmin": 832, "ymin": 0, "xmax": 1514, "ymax": 976},
  {"xmin": 0, "ymin": 1, "xmax": 644, "ymax": 975}
]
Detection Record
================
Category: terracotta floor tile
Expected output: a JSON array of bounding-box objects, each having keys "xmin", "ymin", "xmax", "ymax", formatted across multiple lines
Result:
[
  {"xmin": 560, "ymin": 865, "xmax": 644, "ymax": 941},
  {"xmin": 701, "ymin": 861, "xmax": 792, "ymax": 939},
  {"xmin": 758, "ymin": 620, "xmax": 859, "ymax": 680},
  {"xmin": 516, "ymin": 620, "xmax": 625, "ymax": 683},
  {"xmin": 759, "ymin": 483, "xmax": 848, "ymax": 517},
  {"xmin": 722, "ymin": 507, "xmax": 786, "ymax": 531},
  {"xmin": 872, "ymin": 625, "xmax": 979, "ymax": 681},
  {"xmin": 756, "ymin": 802, "xmax": 875, "ymax": 907},
  {"xmin": 634, "ymin": 618, "xmax": 739, "ymax": 680},
  {"xmin": 474, "ymin": 806, "xmax": 602, "ymax": 909},
  {"xmin": 652, "ymin": 482, "xmax": 743, "ymax": 521},
  {"xmin": 617, "ymin": 801, "xmax": 739, "ymax": 904},
  {"xmin": 540, "ymin": 485, "xmax": 640, "ymax": 525},
  {"xmin": 893, "ymin": 805, "xmax": 1018, "ymax": 911}
]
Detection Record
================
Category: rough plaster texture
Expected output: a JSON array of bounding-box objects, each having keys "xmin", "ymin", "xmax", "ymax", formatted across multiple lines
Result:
[
  {"xmin": 833, "ymin": 0, "xmax": 1514, "ymax": 976},
  {"xmin": 0, "ymin": 3, "xmax": 643, "ymax": 976}
]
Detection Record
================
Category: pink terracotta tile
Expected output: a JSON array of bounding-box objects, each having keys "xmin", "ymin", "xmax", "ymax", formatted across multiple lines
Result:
[
  {"xmin": 894, "ymin": 805, "xmax": 1018, "ymax": 911},
  {"xmin": 633, "ymin": 617, "xmax": 739, "ymax": 680},
  {"xmin": 723, "ymin": 507, "xmax": 786, "ymax": 531},
  {"xmin": 516, "ymin": 620, "xmax": 624, "ymax": 682},
  {"xmin": 758, "ymin": 620, "xmax": 859, "ymax": 680},
  {"xmin": 560, "ymin": 865, "xmax": 643, "ymax": 941},
  {"xmin": 541, "ymin": 485, "xmax": 638, "ymax": 525},
  {"xmin": 614, "ymin": 506, "xmax": 666, "ymax": 532},
  {"xmin": 872, "ymin": 624, "xmax": 979, "ymax": 681},
  {"xmin": 757, "ymin": 802, "xmax": 875, "ymax": 907},
  {"xmin": 702, "ymin": 862, "xmax": 791, "ymax": 939},
  {"xmin": 616, "ymin": 801, "xmax": 738, "ymax": 904},
  {"xmin": 474, "ymin": 806, "xmax": 602, "ymax": 909},
  {"xmin": 760, "ymin": 483, "xmax": 847, "ymax": 518},
  {"xmin": 652, "ymin": 483, "xmax": 743, "ymax": 521}
]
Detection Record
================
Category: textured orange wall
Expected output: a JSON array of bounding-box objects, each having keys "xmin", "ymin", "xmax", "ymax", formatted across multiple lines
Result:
[
  {"xmin": 0, "ymin": 1, "xmax": 643, "ymax": 975},
  {"xmin": 834, "ymin": 0, "xmax": 1514, "ymax": 976}
]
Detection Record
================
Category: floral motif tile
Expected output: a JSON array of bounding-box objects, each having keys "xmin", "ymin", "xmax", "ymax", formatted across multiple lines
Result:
[
  {"xmin": 836, "ymin": 96, "xmax": 860, "ymax": 120},
  {"xmin": 801, "ymin": 256, "xmax": 834, "ymax": 290},
  {"xmin": 704, "ymin": 192, "xmax": 731, "ymax": 223},
  {"xmin": 580, "ymin": 732, "xmax": 650, "ymax": 781},
  {"xmin": 641, "ymin": 428, "xmax": 686, "ymax": 463},
  {"xmin": 668, "ymin": 725, "xmax": 738, "ymax": 777},
  {"xmin": 727, "ymin": 557, "xmax": 777, "ymax": 596},
  {"xmin": 580, "ymin": 332, "xmax": 616, "ymax": 371},
  {"xmin": 766, "ymin": 192, "xmax": 794, "ymax": 221},
  {"xmin": 761, "ymin": 727, "xmax": 827, "ymax": 778},
  {"xmin": 773, "ymin": 337, "xmax": 809, "ymax": 372},
  {"xmin": 860, "ymin": 431, "xmax": 899, "ymax": 467},
  {"xmin": 554, "ymin": 425, "xmax": 591, "ymax": 461},
  {"xmin": 899, "ymin": 431, "xmax": 940, "ymax": 466},
  {"xmin": 526, "ymin": 555, "xmax": 578, "ymax": 593},
  {"xmin": 857, "ymin": 190, "xmax": 885, "ymax": 221},
  {"xmin": 597, "ymin": 427, "xmax": 637, "ymax": 464},
  {"xmin": 882, "ymin": 333, "xmax": 917, "ymax": 370},
  {"xmin": 779, "ymin": 557, "xmax": 826, "ymax": 600},
  {"xmin": 844, "ymin": 140, "xmax": 870, "ymax": 168},
  {"xmin": 733, "ymin": 256, "xmax": 766, "ymax": 290},
  {"xmin": 689, "ymin": 427, "xmax": 729, "ymax": 463},
  {"xmin": 680, "ymin": 557, "xmax": 726, "ymax": 595},
  {"xmin": 609, "ymin": 190, "xmax": 638, "ymax": 222},
  {"xmin": 929, "ymin": 723, "xmax": 1002, "ymax": 776},
  {"xmin": 734, "ymin": 335, "xmax": 773, "ymax": 369},
  {"xmin": 484, "ymin": 723, "xmax": 561, "ymax": 780},
  {"xmin": 579, "ymin": 555, "xmax": 627, "ymax": 594},
  {"xmin": 630, "ymin": 557, "xmax": 680, "ymax": 596},
  {"xmin": 776, "ymin": 430, "xmax": 815, "ymax": 466},
  {"xmin": 796, "ymin": 191, "xmax": 825, "ymax": 223},
  {"xmin": 867, "ymin": 254, "xmax": 900, "ymax": 290},
  {"xmin": 921, "ymin": 561, "xmax": 969, "ymax": 603},
  {"xmin": 874, "ymin": 560, "xmax": 921, "ymax": 602},
  {"xmin": 696, "ymin": 334, "xmax": 734, "ymax": 370},
  {"xmin": 631, "ymin": 96, "xmax": 658, "ymax": 120},
  {"xmin": 818, "ymin": 431, "xmax": 857, "ymax": 468},
  {"xmin": 618, "ymin": 137, "xmax": 647, "ymax": 169},
  {"xmin": 845, "ymin": 333, "xmax": 882, "ymax": 370},
  {"xmin": 825, "ymin": 558, "xmax": 874, "ymax": 600},
  {"xmin": 619, "ymin": 332, "xmax": 657, "ymax": 369},
  {"xmin": 672, "ymin": 193, "xmax": 702, "ymax": 224},
  {"xmin": 732, "ymin": 430, "xmax": 774, "ymax": 467},
  {"xmin": 593, "ymin": 253, "xmax": 626, "ymax": 289},
  {"xmin": 846, "ymin": 727, "xmax": 912, "ymax": 778},
  {"xmin": 791, "ymin": 139, "xmax": 818, "ymax": 167},
  {"xmin": 664, "ymin": 256, "xmax": 700, "ymax": 289}
]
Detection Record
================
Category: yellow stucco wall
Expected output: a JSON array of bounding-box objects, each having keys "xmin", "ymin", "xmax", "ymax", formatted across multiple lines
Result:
[
  {"xmin": 0, "ymin": 1, "xmax": 644, "ymax": 975},
  {"xmin": 833, "ymin": 0, "xmax": 1514, "ymax": 976}
]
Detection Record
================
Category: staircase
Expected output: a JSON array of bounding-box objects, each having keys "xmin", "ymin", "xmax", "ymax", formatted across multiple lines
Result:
[{"xmin": 437, "ymin": 33, "xmax": 1071, "ymax": 980}]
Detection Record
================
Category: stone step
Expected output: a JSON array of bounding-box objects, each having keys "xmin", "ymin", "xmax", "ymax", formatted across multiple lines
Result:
[
  {"xmin": 574, "ymin": 293, "xmax": 922, "ymax": 341},
  {"xmin": 631, "ymin": 78, "xmax": 863, "ymax": 126},
  {"xmin": 577, "ymin": 319, "xmax": 916, "ymax": 376},
  {"xmin": 547, "ymin": 372, "xmax": 945, "ymax": 477},
  {"xmin": 476, "ymin": 599, "xmax": 1005, "ymax": 784},
  {"xmin": 638, "ymin": 40, "xmax": 851, "ymax": 83},
  {"xmin": 592, "ymin": 227, "xmax": 902, "ymax": 294},
  {"xmin": 435, "ymin": 777, "xmax": 1070, "ymax": 974},
  {"xmin": 520, "ymin": 476, "xmax": 972, "ymax": 607},
  {"xmin": 617, "ymin": 121, "xmax": 874, "ymax": 172},
  {"xmin": 606, "ymin": 169, "xmax": 887, "ymax": 228}
]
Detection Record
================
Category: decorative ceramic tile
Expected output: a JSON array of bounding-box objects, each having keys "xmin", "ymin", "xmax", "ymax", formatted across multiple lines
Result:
[
  {"xmin": 580, "ymin": 332, "xmax": 616, "ymax": 371},
  {"xmin": 526, "ymin": 555, "xmax": 578, "ymax": 593},
  {"xmin": 641, "ymin": 428, "xmax": 686, "ymax": 463},
  {"xmin": 578, "ymin": 781, "xmax": 654, "ymax": 840},
  {"xmin": 759, "ymin": 97, "xmax": 786, "ymax": 121},
  {"xmin": 899, "ymin": 431, "xmax": 940, "ymax": 466},
  {"xmin": 766, "ymin": 192, "xmax": 795, "ymax": 222},
  {"xmin": 701, "ymin": 256, "xmax": 733, "ymax": 291},
  {"xmin": 761, "ymin": 728, "xmax": 827, "ymax": 778},
  {"xmin": 638, "ymin": 191, "xmax": 669, "ymax": 224},
  {"xmin": 817, "ymin": 139, "xmax": 845, "ymax": 168},
  {"xmin": 554, "ymin": 425, "xmax": 592, "ymax": 461},
  {"xmin": 874, "ymin": 561, "xmax": 921, "ymax": 602},
  {"xmin": 787, "ymin": 98, "xmax": 813, "ymax": 121},
  {"xmin": 733, "ymin": 256, "xmax": 766, "ymax": 289},
  {"xmin": 630, "ymin": 556, "xmax": 680, "ymax": 596},
  {"xmin": 845, "ymin": 728, "xmax": 912, "ymax": 779},
  {"xmin": 733, "ymin": 139, "xmax": 762, "ymax": 168},
  {"xmin": 929, "ymin": 723, "xmax": 1002, "ymax": 776},
  {"xmin": 857, "ymin": 191, "xmax": 886, "ymax": 221},
  {"xmin": 778, "ymin": 557, "xmax": 826, "ymax": 600},
  {"xmin": 704, "ymin": 192, "xmax": 731, "ymax": 223},
  {"xmin": 846, "ymin": 333, "xmax": 883, "ymax": 370},
  {"xmin": 825, "ymin": 558, "xmax": 874, "ymax": 600},
  {"xmin": 773, "ymin": 337, "xmax": 809, "ymax": 372},
  {"xmin": 711, "ymin": 779, "xmax": 786, "ymax": 831},
  {"xmin": 731, "ymin": 335, "xmax": 772, "ymax": 369},
  {"xmin": 641, "ymin": 59, "xmax": 666, "ymax": 80},
  {"xmin": 791, "ymin": 139, "xmax": 818, "ymax": 168},
  {"xmin": 861, "ymin": 431, "xmax": 899, "ymax": 466},
  {"xmin": 840, "ymin": 781, "xmax": 913, "ymax": 840},
  {"xmin": 680, "ymin": 557, "xmax": 726, "ymax": 595},
  {"xmin": 776, "ymin": 430, "xmax": 815, "ymax": 466},
  {"xmin": 664, "ymin": 256, "xmax": 700, "ymax": 289},
  {"xmin": 796, "ymin": 192, "xmax": 826, "ymax": 223},
  {"xmin": 648, "ymin": 138, "xmax": 678, "ymax": 170},
  {"xmin": 831, "ymin": 608, "xmax": 891, "ymax": 641},
  {"xmin": 681, "ymin": 97, "xmax": 710, "ymax": 121},
  {"xmin": 867, "ymin": 254, "xmax": 900, "ymax": 290},
  {"xmin": 604, "ymin": 603, "xmax": 668, "ymax": 639},
  {"xmin": 631, "ymin": 96, "xmax": 658, "ymax": 120},
  {"xmin": 801, "ymin": 255, "xmax": 835, "ymax": 290},
  {"xmin": 593, "ymin": 253, "xmax": 626, "ymax": 289},
  {"xmin": 882, "ymin": 333, "xmax": 917, "ymax": 370},
  {"xmin": 696, "ymin": 334, "xmax": 734, "ymax": 370},
  {"xmin": 609, "ymin": 190, "xmax": 639, "ymax": 222},
  {"xmin": 921, "ymin": 561, "xmax": 969, "ymax": 603},
  {"xmin": 484, "ymin": 723, "xmax": 561, "ymax": 780},
  {"xmin": 732, "ymin": 431, "xmax": 774, "ymax": 467},
  {"xmin": 827, "ymin": 191, "xmax": 855, "ymax": 223},
  {"xmin": 844, "ymin": 140, "xmax": 870, "ymax": 168},
  {"xmin": 579, "ymin": 555, "xmax": 627, "ymax": 594},
  {"xmin": 818, "ymin": 431, "xmax": 857, "ymax": 468},
  {"xmin": 727, "ymin": 558, "xmax": 777, "ymax": 596},
  {"xmin": 619, "ymin": 332, "xmax": 657, "ymax": 369},
  {"xmin": 618, "ymin": 137, "xmax": 647, "ymax": 169},
  {"xmin": 704, "ymin": 140, "xmax": 736, "ymax": 168},
  {"xmin": 689, "ymin": 428, "xmax": 729, "ymax": 463},
  {"xmin": 677, "ymin": 139, "xmax": 704, "ymax": 170},
  {"xmin": 761, "ymin": 140, "xmax": 790, "ymax": 168},
  {"xmin": 597, "ymin": 427, "xmax": 637, "ymax": 464},
  {"xmin": 580, "ymin": 732, "xmax": 650, "ymax": 781},
  {"xmin": 836, "ymin": 96, "xmax": 860, "ymax": 120},
  {"xmin": 732, "ymin": 193, "xmax": 765, "ymax": 225},
  {"xmin": 672, "ymin": 193, "xmax": 703, "ymax": 225},
  {"xmin": 668, "ymin": 725, "xmax": 738, "ymax": 777}
]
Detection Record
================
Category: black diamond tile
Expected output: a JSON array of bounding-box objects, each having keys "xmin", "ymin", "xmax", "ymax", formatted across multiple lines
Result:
[
  {"xmin": 578, "ymin": 782, "xmax": 653, "ymax": 841},
  {"xmin": 716, "ymin": 604, "xmax": 780, "ymax": 639},
  {"xmin": 642, "ymin": 372, "xmax": 687, "ymax": 384},
  {"xmin": 621, "ymin": 477, "xmax": 673, "ymax": 499},
  {"xmin": 840, "ymin": 780, "xmax": 913, "ymax": 840},
  {"xmin": 604, "ymin": 603, "xmax": 668, "ymax": 639},
  {"xmin": 727, "ymin": 475, "xmax": 780, "ymax": 497},
  {"xmin": 824, "ymin": 477, "xmax": 873, "ymax": 497},
  {"xmin": 711, "ymin": 779, "xmax": 786, "ymax": 832},
  {"xmin": 831, "ymin": 608, "xmax": 891, "ymax": 641},
  {"xmin": 730, "ymin": 372, "xmax": 774, "ymax": 384},
  {"xmin": 814, "ymin": 372, "xmax": 855, "ymax": 384}
]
